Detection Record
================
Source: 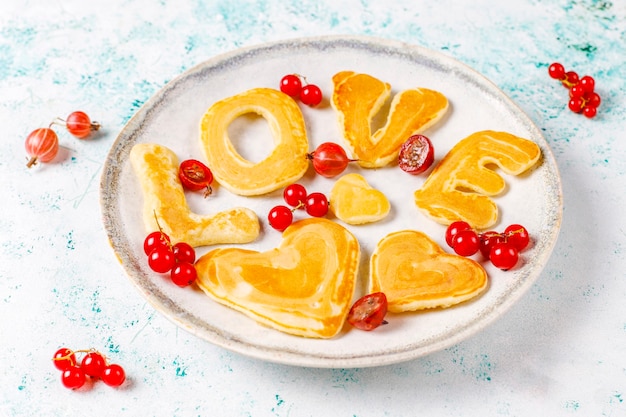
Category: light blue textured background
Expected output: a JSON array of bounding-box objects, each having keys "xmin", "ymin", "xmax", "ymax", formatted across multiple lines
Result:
[{"xmin": 1, "ymin": 1, "xmax": 625, "ymax": 416}]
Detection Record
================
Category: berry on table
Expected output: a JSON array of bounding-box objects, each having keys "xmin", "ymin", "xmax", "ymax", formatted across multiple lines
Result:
[
  {"xmin": 548, "ymin": 62, "xmax": 601, "ymax": 118},
  {"xmin": 25, "ymin": 127, "xmax": 59, "ymax": 168},
  {"xmin": 62, "ymin": 111, "xmax": 101, "ymax": 139},
  {"xmin": 101, "ymin": 364, "xmax": 126, "ymax": 387},
  {"xmin": 53, "ymin": 348, "xmax": 126, "ymax": 389}
]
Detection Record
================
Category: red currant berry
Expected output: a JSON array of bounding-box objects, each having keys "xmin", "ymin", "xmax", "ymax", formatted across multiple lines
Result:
[
  {"xmin": 347, "ymin": 292, "xmax": 388, "ymax": 331},
  {"xmin": 65, "ymin": 111, "xmax": 98, "ymax": 139},
  {"xmin": 445, "ymin": 221, "xmax": 472, "ymax": 248},
  {"xmin": 479, "ymin": 231, "xmax": 505, "ymax": 259},
  {"xmin": 148, "ymin": 246, "xmax": 176, "ymax": 273},
  {"xmin": 268, "ymin": 205, "xmax": 294, "ymax": 231},
  {"xmin": 451, "ymin": 229, "xmax": 480, "ymax": 256},
  {"xmin": 579, "ymin": 75, "xmax": 595, "ymax": 93},
  {"xmin": 586, "ymin": 92, "xmax": 601, "ymax": 108},
  {"xmin": 172, "ymin": 242, "xmax": 195, "ymax": 264},
  {"xmin": 398, "ymin": 134, "xmax": 434, "ymax": 175},
  {"xmin": 300, "ymin": 84, "xmax": 323, "ymax": 106},
  {"xmin": 308, "ymin": 142, "xmax": 353, "ymax": 178},
  {"xmin": 144, "ymin": 231, "xmax": 171, "ymax": 256},
  {"xmin": 81, "ymin": 351, "xmax": 106, "ymax": 378},
  {"xmin": 562, "ymin": 71, "xmax": 579, "ymax": 88},
  {"xmin": 583, "ymin": 105, "xmax": 597, "ymax": 118},
  {"xmin": 490, "ymin": 242, "xmax": 519, "ymax": 270},
  {"xmin": 504, "ymin": 224, "xmax": 530, "ymax": 251},
  {"xmin": 101, "ymin": 364, "xmax": 126, "ymax": 387},
  {"xmin": 548, "ymin": 62, "xmax": 565, "ymax": 80},
  {"xmin": 569, "ymin": 84, "xmax": 585, "ymax": 98},
  {"xmin": 170, "ymin": 262, "xmax": 198, "ymax": 287},
  {"xmin": 280, "ymin": 74, "xmax": 302, "ymax": 97},
  {"xmin": 53, "ymin": 348, "xmax": 76, "ymax": 371},
  {"xmin": 283, "ymin": 184, "xmax": 307, "ymax": 208},
  {"xmin": 568, "ymin": 97, "xmax": 584, "ymax": 113},
  {"xmin": 61, "ymin": 366, "xmax": 86, "ymax": 389},
  {"xmin": 304, "ymin": 192, "xmax": 329, "ymax": 217}
]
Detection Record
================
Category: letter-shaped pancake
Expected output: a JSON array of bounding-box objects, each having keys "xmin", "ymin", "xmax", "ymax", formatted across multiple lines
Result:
[
  {"xmin": 130, "ymin": 143, "xmax": 260, "ymax": 247},
  {"xmin": 414, "ymin": 130, "xmax": 541, "ymax": 229},
  {"xmin": 195, "ymin": 218, "xmax": 360, "ymax": 338},
  {"xmin": 370, "ymin": 230, "xmax": 488, "ymax": 312},
  {"xmin": 331, "ymin": 71, "xmax": 448, "ymax": 168},
  {"xmin": 200, "ymin": 88, "xmax": 309, "ymax": 196}
]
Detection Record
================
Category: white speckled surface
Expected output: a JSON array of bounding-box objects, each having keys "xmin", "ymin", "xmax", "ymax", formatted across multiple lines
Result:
[{"xmin": 1, "ymin": 1, "xmax": 625, "ymax": 416}]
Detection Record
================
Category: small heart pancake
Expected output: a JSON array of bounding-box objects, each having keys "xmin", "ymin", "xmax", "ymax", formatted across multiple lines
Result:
[
  {"xmin": 130, "ymin": 143, "xmax": 260, "ymax": 247},
  {"xmin": 200, "ymin": 88, "xmax": 309, "ymax": 196},
  {"xmin": 329, "ymin": 173, "xmax": 390, "ymax": 225},
  {"xmin": 195, "ymin": 218, "xmax": 360, "ymax": 338},
  {"xmin": 369, "ymin": 230, "xmax": 487, "ymax": 312},
  {"xmin": 331, "ymin": 71, "xmax": 448, "ymax": 168},
  {"xmin": 414, "ymin": 130, "xmax": 541, "ymax": 229}
]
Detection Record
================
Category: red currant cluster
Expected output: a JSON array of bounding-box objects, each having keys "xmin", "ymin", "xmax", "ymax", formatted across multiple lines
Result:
[
  {"xmin": 307, "ymin": 142, "xmax": 356, "ymax": 178},
  {"xmin": 445, "ymin": 221, "xmax": 530, "ymax": 270},
  {"xmin": 548, "ymin": 62, "xmax": 601, "ymax": 118},
  {"xmin": 179, "ymin": 159, "xmax": 214, "ymax": 197},
  {"xmin": 25, "ymin": 110, "xmax": 100, "ymax": 168},
  {"xmin": 268, "ymin": 184, "xmax": 329, "ymax": 231},
  {"xmin": 52, "ymin": 347, "xmax": 125, "ymax": 389},
  {"xmin": 279, "ymin": 74, "xmax": 323, "ymax": 106},
  {"xmin": 144, "ymin": 225, "xmax": 197, "ymax": 287}
]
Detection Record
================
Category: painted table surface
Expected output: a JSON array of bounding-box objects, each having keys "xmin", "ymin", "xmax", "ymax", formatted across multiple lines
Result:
[{"xmin": 1, "ymin": 0, "xmax": 625, "ymax": 416}]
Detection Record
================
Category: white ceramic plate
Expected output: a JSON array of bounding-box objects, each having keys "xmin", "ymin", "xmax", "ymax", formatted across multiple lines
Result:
[{"xmin": 100, "ymin": 35, "xmax": 562, "ymax": 368}]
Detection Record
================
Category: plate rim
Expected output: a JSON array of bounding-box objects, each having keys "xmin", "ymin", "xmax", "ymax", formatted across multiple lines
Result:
[{"xmin": 100, "ymin": 34, "xmax": 563, "ymax": 368}]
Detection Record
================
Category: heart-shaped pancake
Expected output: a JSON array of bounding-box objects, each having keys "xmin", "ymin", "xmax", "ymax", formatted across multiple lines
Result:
[
  {"xmin": 329, "ymin": 173, "xmax": 390, "ymax": 225},
  {"xmin": 331, "ymin": 71, "xmax": 448, "ymax": 168},
  {"xmin": 195, "ymin": 218, "xmax": 360, "ymax": 338},
  {"xmin": 369, "ymin": 230, "xmax": 487, "ymax": 312}
]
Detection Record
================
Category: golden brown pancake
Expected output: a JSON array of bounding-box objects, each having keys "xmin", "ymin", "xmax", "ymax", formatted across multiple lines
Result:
[
  {"xmin": 331, "ymin": 71, "xmax": 448, "ymax": 168},
  {"xmin": 129, "ymin": 143, "xmax": 260, "ymax": 247},
  {"xmin": 414, "ymin": 130, "xmax": 541, "ymax": 229},
  {"xmin": 370, "ymin": 230, "xmax": 488, "ymax": 312},
  {"xmin": 329, "ymin": 173, "xmax": 390, "ymax": 225},
  {"xmin": 195, "ymin": 218, "xmax": 360, "ymax": 338},
  {"xmin": 200, "ymin": 88, "xmax": 309, "ymax": 196}
]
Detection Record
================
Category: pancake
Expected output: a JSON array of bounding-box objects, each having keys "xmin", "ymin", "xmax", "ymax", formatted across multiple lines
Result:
[
  {"xmin": 331, "ymin": 71, "xmax": 448, "ymax": 168},
  {"xmin": 414, "ymin": 130, "xmax": 541, "ymax": 229},
  {"xmin": 329, "ymin": 173, "xmax": 390, "ymax": 225},
  {"xmin": 369, "ymin": 230, "xmax": 488, "ymax": 312},
  {"xmin": 200, "ymin": 88, "xmax": 309, "ymax": 196},
  {"xmin": 129, "ymin": 143, "xmax": 260, "ymax": 247},
  {"xmin": 195, "ymin": 218, "xmax": 360, "ymax": 338}
]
